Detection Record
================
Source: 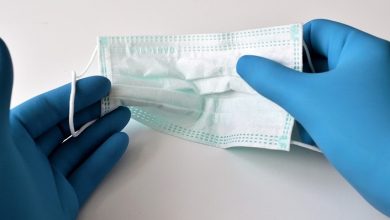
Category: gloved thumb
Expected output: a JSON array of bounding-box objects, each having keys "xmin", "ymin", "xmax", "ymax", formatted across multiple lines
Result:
[
  {"xmin": 236, "ymin": 55, "xmax": 313, "ymax": 117},
  {"xmin": 0, "ymin": 38, "xmax": 13, "ymax": 125}
]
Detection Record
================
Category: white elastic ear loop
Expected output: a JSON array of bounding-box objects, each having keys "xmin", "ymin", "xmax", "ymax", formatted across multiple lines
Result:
[
  {"xmin": 303, "ymin": 40, "xmax": 316, "ymax": 73},
  {"xmin": 69, "ymin": 46, "xmax": 98, "ymax": 138},
  {"xmin": 291, "ymin": 140, "xmax": 322, "ymax": 153},
  {"xmin": 288, "ymin": 40, "xmax": 322, "ymax": 153}
]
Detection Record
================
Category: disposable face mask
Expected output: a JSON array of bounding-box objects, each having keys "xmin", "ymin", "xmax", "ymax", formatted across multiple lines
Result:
[{"xmin": 90, "ymin": 24, "xmax": 303, "ymax": 151}]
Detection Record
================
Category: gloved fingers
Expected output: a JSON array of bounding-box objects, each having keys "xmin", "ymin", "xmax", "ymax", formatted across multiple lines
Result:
[
  {"xmin": 10, "ymin": 76, "xmax": 110, "ymax": 139},
  {"xmin": 68, "ymin": 132, "xmax": 128, "ymax": 206},
  {"xmin": 49, "ymin": 106, "xmax": 130, "ymax": 177},
  {"xmin": 35, "ymin": 125, "xmax": 64, "ymax": 156},
  {"xmin": 237, "ymin": 55, "xmax": 316, "ymax": 116},
  {"xmin": 0, "ymin": 38, "xmax": 13, "ymax": 127},
  {"xmin": 35, "ymin": 102, "xmax": 101, "ymax": 156},
  {"xmin": 303, "ymin": 19, "xmax": 356, "ymax": 71}
]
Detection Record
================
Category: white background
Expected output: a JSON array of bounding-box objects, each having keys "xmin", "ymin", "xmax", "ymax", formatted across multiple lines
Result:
[{"xmin": 1, "ymin": 0, "xmax": 389, "ymax": 219}]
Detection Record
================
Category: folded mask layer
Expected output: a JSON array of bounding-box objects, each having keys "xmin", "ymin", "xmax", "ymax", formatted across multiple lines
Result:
[{"xmin": 99, "ymin": 24, "xmax": 302, "ymax": 150}]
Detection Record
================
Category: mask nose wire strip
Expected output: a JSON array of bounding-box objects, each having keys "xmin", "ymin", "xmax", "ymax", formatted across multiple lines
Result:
[{"xmin": 69, "ymin": 46, "xmax": 98, "ymax": 138}]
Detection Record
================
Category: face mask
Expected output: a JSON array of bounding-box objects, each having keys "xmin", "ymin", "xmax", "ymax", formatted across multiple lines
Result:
[{"xmin": 97, "ymin": 24, "xmax": 302, "ymax": 150}]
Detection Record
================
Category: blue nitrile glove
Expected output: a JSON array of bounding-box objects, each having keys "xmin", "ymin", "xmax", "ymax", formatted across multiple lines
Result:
[
  {"xmin": 0, "ymin": 39, "xmax": 131, "ymax": 219},
  {"xmin": 237, "ymin": 19, "xmax": 390, "ymax": 216}
]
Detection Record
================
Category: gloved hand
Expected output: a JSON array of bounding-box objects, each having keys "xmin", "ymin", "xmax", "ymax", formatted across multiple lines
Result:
[
  {"xmin": 237, "ymin": 19, "xmax": 390, "ymax": 216},
  {"xmin": 0, "ymin": 39, "xmax": 131, "ymax": 219}
]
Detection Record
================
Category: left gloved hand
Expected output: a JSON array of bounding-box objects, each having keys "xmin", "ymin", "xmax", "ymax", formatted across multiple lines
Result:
[{"xmin": 0, "ymin": 39, "xmax": 131, "ymax": 219}]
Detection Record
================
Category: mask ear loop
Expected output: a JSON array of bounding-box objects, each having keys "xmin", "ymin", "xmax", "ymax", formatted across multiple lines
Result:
[
  {"xmin": 69, "ymin": 46, "xmax": 98, "ymax": 138},
  {"xmin": 290, "ymin": 140, "xmax": 322, "ymax": 153},
  {"xmin": 303, "ymin": 40, "xmax": 316, "ymax": 73},
  {"xmin": 289, "ymin": 39, "xmax": 322, "ymax": 153}
]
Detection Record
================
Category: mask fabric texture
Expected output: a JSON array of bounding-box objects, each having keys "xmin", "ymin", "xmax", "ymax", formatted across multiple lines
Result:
[{"xmin": 99, "ymin": 24, "xmax": 302, "ymax": 150}]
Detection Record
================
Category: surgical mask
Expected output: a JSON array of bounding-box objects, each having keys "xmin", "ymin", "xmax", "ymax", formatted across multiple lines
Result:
[{"xmin": 93, "ymin": 24, "xmax": 302, "ymax": 151}]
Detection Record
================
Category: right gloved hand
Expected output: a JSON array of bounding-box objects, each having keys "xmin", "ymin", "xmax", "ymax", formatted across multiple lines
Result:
[{"xmin": 237, "ymin": 19, "xmax": 390, "ymax": 217}]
